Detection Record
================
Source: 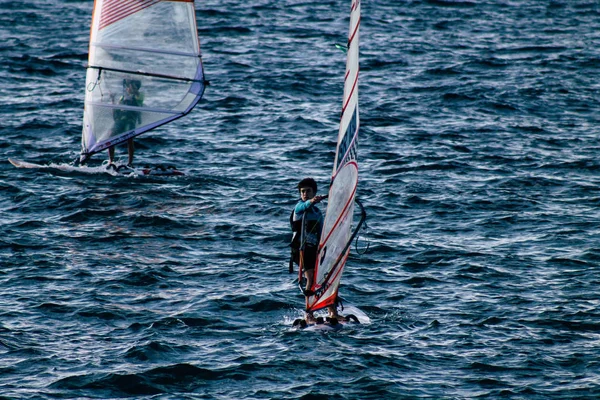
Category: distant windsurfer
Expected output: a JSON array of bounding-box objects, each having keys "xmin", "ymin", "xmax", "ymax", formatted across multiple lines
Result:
[
  {"xmin": 290, "ymin": 178, "xmax": 344, "ymax": 323},
  {"xmin": 108, "ymin": 79, "xmax": 144, "ymax": 168}
]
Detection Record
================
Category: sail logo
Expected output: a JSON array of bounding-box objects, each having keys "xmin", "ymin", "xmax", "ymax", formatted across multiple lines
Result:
[
  {"xmin": 320, "ymin": 246, "xmax": 327, "ymax": 265},
  {"xmin": 336, "ymin": 108, "xmax": 358, "ymax": 170}
]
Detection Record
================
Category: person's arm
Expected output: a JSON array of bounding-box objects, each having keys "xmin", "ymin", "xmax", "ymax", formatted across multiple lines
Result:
[
  {"xmin": 294, "ymin": 195, "xmax": 326, "ymax": 218},
  {"xmin": 295, "ymin": 199, "xmax": 319, "ymax": 215}
]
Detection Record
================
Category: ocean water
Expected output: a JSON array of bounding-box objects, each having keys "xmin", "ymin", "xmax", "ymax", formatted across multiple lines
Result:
[{"xmin": 2, "ymin": 0, "xmax": 600, "ymax": 398}]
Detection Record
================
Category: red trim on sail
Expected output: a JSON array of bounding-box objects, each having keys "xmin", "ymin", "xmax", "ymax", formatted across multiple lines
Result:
[
  {"xmin": 347, "ymin": 16, "xmax": 360, "ymax": 47},
  {"xmin": 341, "ymin": 6, "xmax": 360, "ymax": 115},
  {"xmin": 341, "ymin": 71, "xmax": 359, "ymax": 116},
  {"xmin": 99, "ymin": 0, "xmax": 161, "ymax": 30},
  {"xmin": 308, "ymin": 251, "xmax": 351, "ymax": 311}
]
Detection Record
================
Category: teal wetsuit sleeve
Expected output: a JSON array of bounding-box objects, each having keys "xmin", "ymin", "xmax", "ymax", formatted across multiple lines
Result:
[
  {"xmin": 294, "ymin": 199, "xmax": 313, "ymax": 215},
  {"xmin": 293, "ymin": 200, "xmax": 324, "ymax": 239}
]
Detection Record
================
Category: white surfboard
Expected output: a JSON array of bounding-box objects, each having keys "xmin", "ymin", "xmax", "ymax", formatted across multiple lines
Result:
[{"xmin": 8, "ymin": 158, "xmax": 185, "ymax": 176}]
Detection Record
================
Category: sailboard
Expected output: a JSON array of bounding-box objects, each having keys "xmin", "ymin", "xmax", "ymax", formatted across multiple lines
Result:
[
  {"xmin": 80, "ymin": 0, "xmax": 206, "ymax": 164},
  {"xmin": 8, "ymin": 158, "xmax": 185, "ymax": 176},
  {"xmin": 295, "ymin": 0, "xmax": 366, "ymax": 328}
]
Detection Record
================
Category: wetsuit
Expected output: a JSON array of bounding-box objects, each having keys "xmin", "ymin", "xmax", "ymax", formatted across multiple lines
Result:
[
  {"xmin": 290, "ymin": 199, "xmax": 324, "ymax": 272},
  {"xmin": 113, "ymin": 92, "xmax": 144, "ymax": 134}
]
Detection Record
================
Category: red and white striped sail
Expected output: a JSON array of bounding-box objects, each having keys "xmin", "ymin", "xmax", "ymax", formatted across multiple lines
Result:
[
  {"xmin": 81, "ymin": 0, "xmax": 206, "ymax": 163},
  {"xmin": 307, "ymin": 0, "xmax": 361, "ymax": 312}
]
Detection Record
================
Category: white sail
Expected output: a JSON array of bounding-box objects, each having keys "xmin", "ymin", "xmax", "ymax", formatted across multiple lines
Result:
[
  {"xmin": 307, "ymin": 0, "xmax": 361, "ymax": 312},
  {"xmin": 80, "ymin": 0, "xmax": 206, "ymax": 163}
]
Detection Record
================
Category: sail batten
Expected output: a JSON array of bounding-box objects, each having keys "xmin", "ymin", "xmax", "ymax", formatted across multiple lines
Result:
[
  {"xmin": 87, "ymin": 65, "xmax": 203, "ymax": 83},
  {"xmin": 81, "ymin": 0, "xmax": 205, "ymax": 163}
]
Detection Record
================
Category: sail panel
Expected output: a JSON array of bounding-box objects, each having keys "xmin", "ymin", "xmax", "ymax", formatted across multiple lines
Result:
[
  {"xmin": 307, "ymin": 0, "xmax": 360, "ymax": 313},
  {"xmin": 81, "ymin": 0, "xmax": 204, "ymax": 162},
  {"xmin": 95, "ymin": 0, "xmax": 198, "ymax": 55},
  {"xmin": 89, "ymin": 45, "xmax": 201, "ymax": 81}
]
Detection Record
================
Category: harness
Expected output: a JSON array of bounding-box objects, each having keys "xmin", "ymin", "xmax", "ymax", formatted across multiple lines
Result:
[{"xmin": 288, "ymin": 203, "xmax": 321, "ymax": 273}]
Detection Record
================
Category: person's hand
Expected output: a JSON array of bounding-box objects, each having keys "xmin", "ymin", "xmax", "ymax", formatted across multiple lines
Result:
[{"xmin": 312, "ymin": 195, "xmax": 325, "ymax": 204}]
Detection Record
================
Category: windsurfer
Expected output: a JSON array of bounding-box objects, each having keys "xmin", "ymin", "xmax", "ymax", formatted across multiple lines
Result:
[
  {"xmin": 291, "ymin": 178, "xmax": 343, "ymax": 322},
  {"xmin": 108, "ymin": 79, "xmax": 144, "ymax": 167}
]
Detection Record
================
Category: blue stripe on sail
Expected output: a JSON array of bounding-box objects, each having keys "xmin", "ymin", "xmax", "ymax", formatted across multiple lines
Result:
[{"xmin": 336, "ymin": 107, "xmax": 358, "ymax": 170}]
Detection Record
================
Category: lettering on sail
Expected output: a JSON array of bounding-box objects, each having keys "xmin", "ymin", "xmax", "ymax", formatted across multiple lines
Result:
[{"xmin": 336, "ymin": 108, "xmax": 358, "ymax": 170}]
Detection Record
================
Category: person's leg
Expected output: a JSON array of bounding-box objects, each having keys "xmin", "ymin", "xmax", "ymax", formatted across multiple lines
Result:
[
  {"xmin": 304, "ymin": 268, "xmax": 314, "ymax": 294},
  {"xmin": 302, "ymin": 247, "xmax": 317, "ymax": 295},
  {"xmin": 303, "ymin": 267, "xmax": 315, "ymax": 322},
  {"xmin": 127, "ymin": 138, "xmax": 134, "ymax": 166},
  {"xmin": 327, "ymin": 304, "xmax": 347, "ymax": 321},
  {"xmin": 328, "ymin": 305, "xmax": 338, "ymax": 318}
]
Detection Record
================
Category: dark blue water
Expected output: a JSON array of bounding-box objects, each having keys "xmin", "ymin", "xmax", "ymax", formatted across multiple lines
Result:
[{"xmin": 2, "ymin": 0, "xmax": 600, "ymax": 398}]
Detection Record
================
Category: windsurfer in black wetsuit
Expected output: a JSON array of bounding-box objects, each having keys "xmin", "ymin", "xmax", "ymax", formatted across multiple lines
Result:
[
  {"xmin": 289, "ymin": 178, "xmax": 362, "ymax": 328},
  {"xmin": 108, "ymin": 79, "xmax": 144, "ymax": 168},
  {"xmin": 290, "ymin": 178, "xmax": 325, "ymax": 293},
  {"xmin": 291, "ymin": 178, "xmax": 345, "ymax": 323}
]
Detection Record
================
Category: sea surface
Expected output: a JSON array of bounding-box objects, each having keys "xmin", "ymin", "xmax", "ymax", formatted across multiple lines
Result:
[{"xmin": 2, "ymin": 0, "xmax": 600, "ymax": 398}]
